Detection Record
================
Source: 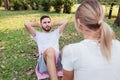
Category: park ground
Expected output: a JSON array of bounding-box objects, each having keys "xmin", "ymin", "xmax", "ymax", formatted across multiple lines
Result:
[{"xmin": 0, "ymin": 5, "xmax": 120, "ymax": 80}]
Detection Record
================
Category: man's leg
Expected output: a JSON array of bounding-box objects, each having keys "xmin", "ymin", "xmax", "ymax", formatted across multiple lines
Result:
[{"xmin": 44, "ymin": 48, "xmax": 58, "ymax": 80}]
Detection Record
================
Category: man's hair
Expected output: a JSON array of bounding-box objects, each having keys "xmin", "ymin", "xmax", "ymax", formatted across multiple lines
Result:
[{"xmin": 40, "ymin": 15, "xmax": 51, "ymax": 22}]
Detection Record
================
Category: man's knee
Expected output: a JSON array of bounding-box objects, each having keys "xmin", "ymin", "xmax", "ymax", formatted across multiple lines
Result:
[
  {"xmin": 46, "ymin": 48, "xmax": 55, "ymax": 53},
  {"xmin": 44, "ymin": 48, "xmax": 56, "ymax": 58}
]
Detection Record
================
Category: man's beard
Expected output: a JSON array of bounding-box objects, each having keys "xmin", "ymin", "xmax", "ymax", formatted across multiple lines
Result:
[{"xmin": 42, "ymin": 26, "xmax": 51, "ymax": 32}]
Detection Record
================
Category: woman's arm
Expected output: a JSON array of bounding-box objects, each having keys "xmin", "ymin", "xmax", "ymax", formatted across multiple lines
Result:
[
  {"xmin": 62, "ymin": 69, "xmax": 74, "ymax": 80},
  {"xmin": 62, "ymin": 45, "xmax": 74, "ymax": 80}
]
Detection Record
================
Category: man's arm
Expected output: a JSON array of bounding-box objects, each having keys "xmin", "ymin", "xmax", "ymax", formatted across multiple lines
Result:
[
  {"xmin": 24, "ymin": 21, "xmax": 41, "ymax": 37},
  {"xmin": 52, "ymin": 20, "xmax": 68, "ymax": 34},
  {"xmin": 62, "ymin": 69, "xmax": 74, "ymax": 80}
]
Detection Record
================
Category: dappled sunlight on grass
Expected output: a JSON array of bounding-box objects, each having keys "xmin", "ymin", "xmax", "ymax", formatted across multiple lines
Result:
[
  {"xmin": 0, "ymin": 7, "xmax": 4, "ymax": 10},
  {"xmin": 0, "ymin": 10, "xmax": 74, "ymax": 32},
  {"xmin": 0, "ymin": 14, "xmax": 40, "ymax": 31},
  {"xmin": 0, "ymin": 41, "xmax": 6, "ymax": 47},
  {"xmin": 0, "ymin": 28, "xmax": 37, "ymax": 79},
  {"xmin": 0, "ymin": 41, "xmax": 6, "ymax": 56}
]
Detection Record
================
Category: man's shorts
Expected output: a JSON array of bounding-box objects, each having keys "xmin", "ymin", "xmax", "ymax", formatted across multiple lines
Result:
[
  {"xmin": 38, "ymin": 52, "xmax": 62, "ymax": 73},
  {"xmin": 35, "ymin": 52, "xmax": 63, "ymax": 80}
]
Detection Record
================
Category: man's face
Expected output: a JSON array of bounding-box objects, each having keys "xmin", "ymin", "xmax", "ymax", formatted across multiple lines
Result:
[{"xmin": 41, "ymin": 18, "xmax": 52, "ymax": 32}]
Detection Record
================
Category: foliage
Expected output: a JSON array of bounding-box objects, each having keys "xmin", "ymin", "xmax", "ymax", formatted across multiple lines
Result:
[
  {"xmin": 9, "ymin": 0, "xmax": 27, "ymax": 10},
  {"xmin": 28, "ymin": 0, "xmax": 41, "ymax": 10},
  {"xmin": 76, "ymin": 0, "xmax": 83, "ymax": 3},
  {"xmin": 63, "ymin": 0, "xmax": 76, "ymax": 13},
  {"xmin": 8, "ymin": 0, "xmax": 41, "ymax": 10},
  {"xmin": 99, "ymin": 0, "xmax": 120, "ymax": 4},
  {"xmin": 51, "ymin": 0, "xmax": 64, "ymax": 13},
  {"xmin": 20, "ymin": 0, "xmax": 28, "ymax": 10},
  {"xmin": 41, "ymin": 0, "xmax": 51, "ymax": 11}
]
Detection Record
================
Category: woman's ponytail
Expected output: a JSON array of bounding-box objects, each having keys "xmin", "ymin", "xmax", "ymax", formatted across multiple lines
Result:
[
  {"xmin": 100, "ymin": 21, "xmax": 115, "ymax": 61},
  {"xmin": 75, "ymin": 0, "xmax": 115, "ymax": 61}
]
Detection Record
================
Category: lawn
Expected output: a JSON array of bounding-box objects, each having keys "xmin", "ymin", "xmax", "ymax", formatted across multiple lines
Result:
[{"xmin": 0, "ymin": 9, "xmax": 120, "ymax": 80}]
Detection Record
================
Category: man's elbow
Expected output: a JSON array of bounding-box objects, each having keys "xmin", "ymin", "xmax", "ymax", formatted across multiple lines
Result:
[
  {"xmin": 24, "ymin": 22, "xmax": 30, "ymax": 27},
  {"xmin": 65, "ymin": 20, "xmax": 68, "ymax": 25}
]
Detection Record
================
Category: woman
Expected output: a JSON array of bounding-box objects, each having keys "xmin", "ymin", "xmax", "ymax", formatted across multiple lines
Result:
[{"xmin": 61, "ymin": 0, "xmax": 120, "ymax": 80}]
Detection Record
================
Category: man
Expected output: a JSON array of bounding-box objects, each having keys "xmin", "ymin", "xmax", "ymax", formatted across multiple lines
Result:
[{"xmin": 24, "ymin": 15, "xmax": 68, "ymax": 80}]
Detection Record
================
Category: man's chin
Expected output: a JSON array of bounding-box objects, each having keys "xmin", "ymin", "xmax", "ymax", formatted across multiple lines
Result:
[
  {"xmin": 42, "ymin": 27, "xmax": 51, "ymax": 32},
  {"xmin": 43, "ymin": 29, "xmax": 51, "ymax": 32}
]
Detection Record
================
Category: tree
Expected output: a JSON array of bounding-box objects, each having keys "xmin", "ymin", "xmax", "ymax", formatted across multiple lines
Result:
[
  {"xmin": 108, "ymin": 3, "xmax": 115, "ymax": 19},
  {"xmin": 63, "ymin": 0, "xmax": 76, "ymax": 13},
  {"xmin": 0, "ymin": 0, "xmax": 3, "ymax": 6},
  {"xmin": 77, "ymin": 0, "xmax": 83, "ymax": 3},
  {"xmin": 99, "ymin": 0, "xmax": 118, "ymax": 19},
  {"xmin": 114, "ymin": 4, "xmax": 120, "ymax": 26},
  {"xmin": 99, "ymin": 0, "xmax": 120, "ymax": 26},
  {"xmin": 4, "ymin": 0, "xmax": 10, "ymax": 10},
  {"xmin": 41, "ymin": 0, "xmax": 51, "ymax": 11},
  {"xmin": 52, "ymin": 0, "xmax": 63, "ymax": 13}
]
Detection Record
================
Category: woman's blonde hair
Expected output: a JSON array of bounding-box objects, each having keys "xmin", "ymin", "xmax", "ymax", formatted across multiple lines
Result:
[{"xmin": 75, "ymin": 0, "xmax": 115, "ymax": 61}]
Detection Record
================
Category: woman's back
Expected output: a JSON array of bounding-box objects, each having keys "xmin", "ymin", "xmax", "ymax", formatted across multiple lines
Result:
[
  {"xmin": 61, "ymin": 0, "xmax": 120, "ymax": 80},
  {"xmin": 62, "ymin": 39, "xmax": 120, "ymax": 80}
]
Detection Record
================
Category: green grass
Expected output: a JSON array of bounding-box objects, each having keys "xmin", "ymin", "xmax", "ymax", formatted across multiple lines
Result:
[
  {"xmin": 0, "ymin": 10, "xmax": 77, "ymax": 80},
  {"xmin": 0, "ymin": 9, "xmax": 120, "ymax": 80}
]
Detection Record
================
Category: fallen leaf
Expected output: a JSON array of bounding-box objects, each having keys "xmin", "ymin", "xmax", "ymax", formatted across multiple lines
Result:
[
  {"xmin": 26, "ymin": 67, "xmax": 35, "ymax": 75},
  {"xmin": 0, "ymin": 47, "xmax": 5, "ymax": 50},
  {"xmin": 0, "ymin": 65, "xmax": 5, "ymax": 69},
  {"xmin": 13, "ymin": 78, "xmax": 17, "ymax": 80}
]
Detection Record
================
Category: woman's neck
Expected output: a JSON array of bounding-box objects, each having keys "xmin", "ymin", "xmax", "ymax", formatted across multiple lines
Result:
[{"xmin": 83, "ymin": 30, "xmax": 101, "ymax": 41}]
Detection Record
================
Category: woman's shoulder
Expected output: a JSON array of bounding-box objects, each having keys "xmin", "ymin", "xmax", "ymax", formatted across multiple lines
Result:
[
  {"xmin": 112, "ymin": 39, "xmax": 120, "ymax": 46},
  {"xmin": 64, "ymin": 41, "xmax": 85, "ymax": 50},
  {"xmin": 62, "ymin": 43, "xmax": 80, "ymax": 58},
  {"xmin": 112, "ymin": 39, "xmax": 120, "ymax": 43},
  {"xmin": 66, "ymin": 42, "xmax": 80, "ymax": 47}
]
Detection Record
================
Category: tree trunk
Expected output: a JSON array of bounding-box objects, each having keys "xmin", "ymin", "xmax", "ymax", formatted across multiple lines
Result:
[
  {"xmin": 108, "ymin": 3, "xmax": 114, "ymax": 19},
  {"xmin": 114, "ymin": 4, "xmax": 120, "ymax": 26},
  {"xmin": 0, "ymin": 0, "xmax": 2, "ymax": 6},
  {"xmin": 4, "ymin": 0, "xmax": 10, "ymax": 10}
]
